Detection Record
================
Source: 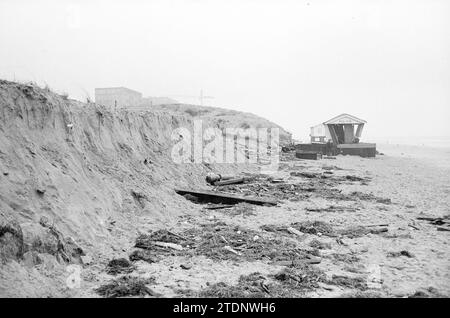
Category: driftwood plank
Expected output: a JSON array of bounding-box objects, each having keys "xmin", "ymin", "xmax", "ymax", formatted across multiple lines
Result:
[
  {"xmin": 175, "ymin": 188, "xmax": 277, "ymax": 206},
  {"xmin": 213, "ymin": 178, "xmax": 245, "ymax": 186}
]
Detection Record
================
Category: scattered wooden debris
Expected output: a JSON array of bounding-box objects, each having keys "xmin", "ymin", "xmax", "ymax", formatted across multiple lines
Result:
[
  {"xmin": 417, "ymin": 216, "xmax": 449, "ymax": 225},
  {"xmin": 416, "ymin": 216, "xmax": 450, "ymax": 231}
]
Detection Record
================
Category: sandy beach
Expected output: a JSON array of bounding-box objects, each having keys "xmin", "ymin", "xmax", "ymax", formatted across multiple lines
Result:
[{"xmin": 69, "ymin": 144, "xmax": 450, "ymax": 298}]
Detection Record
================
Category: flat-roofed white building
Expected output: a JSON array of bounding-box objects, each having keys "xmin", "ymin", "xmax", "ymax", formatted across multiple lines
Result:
[{"xmin": 95, "ymin": 87, "xmax": 142, "ymax": 109}]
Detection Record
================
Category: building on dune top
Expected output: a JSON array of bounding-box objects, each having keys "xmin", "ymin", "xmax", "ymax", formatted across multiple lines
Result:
[{"xmin": 95, "ymin": 87, "xmax": 142, "ymax": 109}]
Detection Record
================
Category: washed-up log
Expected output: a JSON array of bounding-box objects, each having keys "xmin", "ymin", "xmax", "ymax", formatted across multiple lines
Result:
[
  {"xmin": 273, "ymin": 256, "xmax": 321, "ymax": 267},
  {"xmin": 213, "ymin": 178, "xmax": 245, "ymax": 186},
  {"xmin": 175, "ymin": 188, "xmax": 278, "ymax": 206},
  {"xmin": 369, "ymin": 228, "xmax": 388, "ymax": 234},
  {"xmin": 286, "ymin": 227, "xmax": 304, "ymax": 237},
  {"xmin": 366, "ymin": 223, "xmax": 389, "ymax": 228},
  {"xmin": 204, "ymin": 204, "xmax": 234, "ymax": 210},
  {"xmin": 290, "ymin": 171, "xmax": 319, "ymax": 178},
  {"xmin": 270, "ymin": 179, "xmax": 285, "ymax": 183},
  {"xmin": 417, "ymin": 217, "xmax": 441, "ymax": 221},
  {"xmin": 224, "ymin": 245, "xmax": 242, "ymax": 256},
  {"xmin": 408, "ymin": 223, "xmax": 420, "ymax": 230},
  {"xmin": 165, "ymin": 230, "xmax": 188, "ymax": 241},
  {"xmin": 206, "ymin": 173, "xmax": 236, "ymax": 185},
  {"xmin": 305, "ymin": 256, "xmax": 322, "ymax": 264},
  {"xmin": 153, "ymin": 241, "xmax": 183, "ymax": 251},
  {"xmin": 417, "ymin": 217, "xmax": 448, "ymax": 225}
]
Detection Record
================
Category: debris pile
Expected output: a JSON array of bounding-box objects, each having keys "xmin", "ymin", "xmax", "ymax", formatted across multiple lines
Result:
[
  {"xmin": 0, "ymin": 220, "xmax": 24, "ymax": 263},
  {"xmin": 134, "ymin": 230, "xmax": 186, "ymax": 256},
  {"xmin": 183, "ymin": 222, "xmax": 299, "ymax": 261},
  {"xmin": 309, "ymin": 239, "xmax": 332, "ymax": 250},
  {"xmin": 129, "ymin": 249, "xmax": 160, "ymax": 263},
  {"xmin": 273, "ymin": 265, "xmax": 326, "ymax": 292},
  {"xmin": 189, "ymin": 266, "xmax": 327, "ymax": 298},
  {"xmin": 328, "ymin": 275, "xmax": 368, "ymax": 291},
  {"xmin": 131, "ymin": 222, "xmax": 320, "ymax": 264},
  {"xmin": 106, "ymin": 258, "xmax": 135, "ymax": 275},
  {"xmin": 290, "ymin": 221, "xmax": 336, "ymax": 237},
  {"xmin": 96, "ymin": 276, "xmax": 157, "ymax": 298},
  {"xmin": 198, "ymin": 170, "xmax": 375, "ymax": 204},
  {"xmin": 331, "ymin": 253, "xmax": 361, "ymax": 264},
  {"xmin": 197, "ymin": 273, "xmax": 270, "ymax": 298}
]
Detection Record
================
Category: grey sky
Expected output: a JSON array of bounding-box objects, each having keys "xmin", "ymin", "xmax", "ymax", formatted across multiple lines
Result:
[{"xmin": 1, "ymin": 0, "xmax": 449, "ymax": 140}]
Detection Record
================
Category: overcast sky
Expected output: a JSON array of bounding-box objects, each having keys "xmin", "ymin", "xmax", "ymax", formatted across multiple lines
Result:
[{"xmin": 1, "ymin": 0, "xmax": 449, "ymax": 140}]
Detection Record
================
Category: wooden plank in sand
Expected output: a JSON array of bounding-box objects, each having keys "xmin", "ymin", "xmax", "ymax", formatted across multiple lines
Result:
[
  {"xmin": 175, "ymin": 188, "xmax": 277, "ymax": 206},
  {"xmin": 213, "ymin": 177, "xmax": 245, "ymax": 186}
]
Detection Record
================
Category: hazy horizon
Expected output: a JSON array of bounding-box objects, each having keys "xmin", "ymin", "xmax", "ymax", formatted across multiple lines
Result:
[{"xmin": 1, "ymin": 0, "xmax": 449, "ymax": 141}]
